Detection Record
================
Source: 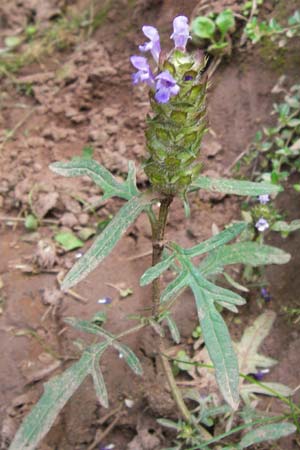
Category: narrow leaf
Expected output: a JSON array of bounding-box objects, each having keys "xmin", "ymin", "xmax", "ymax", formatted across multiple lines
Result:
[
  {"xmin": 160, "ymin": 272, "xmax": 188, "ymax": 304},
  {"xmin": 165, "ymin": 315, "xmax": 181, "ymax": 344},
  {"xmin": 239, "ymin": 422, "xmax": 296, "ymax": 448},
  {"xmin": 140, "ymin": 254, "xmax": 175, "ymax": 286},
  {"xmin": 242, "ymin": 382, "xmax": 293, "ymax": 397},
  {"xmin": 9, "ymin": 343, "xmax": 107, "ymax": 450},
  {"xmin": 91, "ymin": 358, "xmax": 109, "ymax": 408},
  {"xmin": 114, "ymin": 342, "xmax": 143, "ymax": 376},
  {"xmin": 189, "ymin": 176, "xmax": 281, "ymax": 196},
  {"xmin": 61, "ymin": 195, "xmax": 151, "ymax": 290},
  {"xmin": 271, "ymin": 219, "xmax": 300, "ymax": 233},
  {"xmin": 64, "ymin": 317, "xmax": 115, "ymax": 342},
  {"xmin": 200, "ymin": 242, "xmax": 291, "ymax": 276},
  {"xmin": 184, "ymin": 222, "xmax": 247, "ymax": 257},
  {"xmin": 192, "ymin": 285, "xmax": 240, "ymax": 409}
]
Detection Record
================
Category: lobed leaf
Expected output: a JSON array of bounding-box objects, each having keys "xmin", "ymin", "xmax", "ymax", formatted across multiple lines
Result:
[
  {"xmin": 238, "ymin": 422, "xmax": 296, "ymax": 448},
  {"xmin": 160, "ymin": 272, "xmax": 188, "ymax": 304},
  {"xmin": 49, "ymin": 159, "xmax": 139, "ymax": 201},
  {"xmin": 9, "ymin": 342, "xmax": 108, "ymax": 450},
  {"xmin": 61, "ymin": 194, "xmax": 151, "ymax": 290},
  {"xmin": 189, "ymin": 175, "xmax": 282, "ymax": 196}
]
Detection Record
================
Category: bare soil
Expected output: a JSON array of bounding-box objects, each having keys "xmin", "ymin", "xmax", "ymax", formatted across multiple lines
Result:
[{"xmin": 0, "ymin": 1, "xmax": 299, "ymax": 449}]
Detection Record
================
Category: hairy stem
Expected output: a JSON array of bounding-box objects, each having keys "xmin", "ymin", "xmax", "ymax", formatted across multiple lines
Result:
[{"xmin": 149, "ymin": 195, "xmax": 212, "ymax": 441}]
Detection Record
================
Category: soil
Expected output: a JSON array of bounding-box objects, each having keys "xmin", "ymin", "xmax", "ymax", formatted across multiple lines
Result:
[{"xmin": 0, "ymin": 0, "xmax": 300, "ymax": 449}]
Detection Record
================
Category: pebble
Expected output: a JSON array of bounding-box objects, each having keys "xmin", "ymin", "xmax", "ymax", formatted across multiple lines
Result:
[{"xmin": 60, "ymin": 212, "xmax": 78, "ymax": 228}]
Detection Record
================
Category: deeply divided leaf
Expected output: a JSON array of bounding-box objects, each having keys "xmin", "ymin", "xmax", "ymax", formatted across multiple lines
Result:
[
  {"xmin": 238, "ymin": 422, "xmax": 296, "ymax": 448},
  {"xmin": 9, "ymin": 343, "xmax": 107, "ymax": 450},
  {"xmin": 49, "ymin": 159, "xmax": 139, "ymax": 201}
]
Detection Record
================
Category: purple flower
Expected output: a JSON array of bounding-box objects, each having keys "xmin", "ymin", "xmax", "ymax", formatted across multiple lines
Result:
[
  {"xmin": 130, "ymin": 55, "xmax": 155, "ymax": 87},
  {"xmin": 259, "ymin": 194, "xmax": 270, "ymax": 204},
  {"xmin": 139, "ymin": 26, "xmax": 161, "ymax": 63},
  {"xmin": 255, "ymin": 218, "xmax": 269, "ymax": 232},
  {"xmin": 253, "ymin": 368, "xmax": 270, "ymax": 381},
  {"xmin": 170, "ymin": 15, "xmax": 191, "ymax": 50},
  {"xmin": 97, "ymin": 297, "xmax": 112, "ymax": 305},
  {"xmin": 261, "ymin": 287, "xmax": 271, "ymax": 302},
  {"xmin": 155, "ymin": 70, "xmax": 180, "ymax": 103}
]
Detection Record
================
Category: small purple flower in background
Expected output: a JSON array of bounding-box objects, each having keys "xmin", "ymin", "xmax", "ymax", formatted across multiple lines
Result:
[
  {"xmin": 261, "ymin": 287, "xmax": 271, "ymax": 302},
  {"xmin": 130, "ymin": 56, "xmax": 155, "ymax": 87},
  {"xmin": 170, "ymin": 15, "xmax": 191, "ymax": 50},
  {"xmin": 255, "ymin": 218, "xmax": 269, "ymax": 232},
  {"xmin": 139, "ymin": 26, "xmax": 161, "ymax": 63},
  {"xmin": 253, "ymin": 368, "xmax": 270, "ymax": 381},
  {"xmin": 155, "ymin": 70, "xmax": 180, "ymax": 103},
  {"xmin": 97, "ymin": 296, "xmax": 112, "ymax": 305},
  {"xmin": 259, "ymin": 194, "xmax": 270, "ymax": 204}
]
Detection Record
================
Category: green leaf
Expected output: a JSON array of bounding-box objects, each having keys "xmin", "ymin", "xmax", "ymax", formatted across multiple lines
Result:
[
  {"xmin": 189, "ymin": 176, "xmax": 282, "ymax": 196},
  {"xmin": 91, "ymin": 358, "xmax": 109, "ymax": 408},
  {"xmin": 216, "ymin": 9, "xmax": 235, "ymax": 35},
  {"xmin": 238, "ymin": 422, "xmax": 296, "ymax": 448},
  {"xmin": 9, "ymin": 342, "xmax": 107, "ymax": 450},
  {"xmin": 61, "ymin": 194, "xmax": 151, "ymax": 290},
  {"xmin": 271, "ymin": 220, "xmax": 300, "ymax": 233},
  {"xmin": 165, "ymin": 315, "xmax": 181, "ymax": 344},
  {"xmin": 242, "ymin": 382, "xmax": 293, "ymax": 397},
  {"xmin": 223, "ymin": 272, "xmax": 249, "ymax": 292},
  {"xmin": 54, "ymin": 232, "xmax": 84, "ymax": 251},
  {"xmin": 114, "ymin": 342, "xmax": 143, "ymax": 376},
  {"xmin": 64, "ymin": 317, "xmax": 143, "ymax": 375},
  {"xmin": 192, "ymin": 16, "xmax": 216, "ymax": 39},
  {"xmin": 200, "ymin": 242, "xmax": 291, "ymax": 276},
  {"xmin": 140, "ymin": 254, "xmax": 175, "ymax": 286},
  {"xmin": 160, "ymin": 272, "xmax": 188, "ymax": 304},
  {"xmin": 157, "ymin": 418, "xmax": 181, "ymax": 431},
  {"xmin": 192, "ymin": 286, "xmax": 240, "ymax": 410},
  {"xmin": 25, "ymin": 214, "xmax": 39, "ymax": 231},
  {"xmin": 49, "ymin": 159, "xmax": 139, "ymax": 201},
  {"xmin": 5, "ymin": 36, "xmax": 22, "ymax": 48},
  {"xmin": 183, "ymin": 222, "xmax": 247, "ymax": 257}
]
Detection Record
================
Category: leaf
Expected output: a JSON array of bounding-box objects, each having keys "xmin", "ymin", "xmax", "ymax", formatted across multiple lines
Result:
[
  {"xmin": 49, "ymin": 159, "xmax": 139, "ymax": 201},
  {"xmin": 114, "ymin": 342, "xmax": 143, "ymax": 376},
  {"xmin": 9, "ymin": 342, "xmax": 107, "ymax": 450},
  {"xmin": 160, "ymin": 272, "xmax": 188, "ymax": 304},
  {"xmin": 271, "ymin": 220, "xmax": 300, "ymax": 233},
  {"xmin": 200, "ymin": 242, "xmax": 291, "ymax": 276},
  {"xmin": 216, "ymin": 9, "xmax": 235, "ymax": 35},
  {"xmin": 61, "ymin": 194, "xmax": 151, "ymax": 290},
  {"xmin": 238, "ymin": 422, "xmax": 296, "ymax": 449},
  {"xmin": 140, "ymin": 254, "xmax": 175, "ymax": 286},
  {"xmin": 183, "ymin": 222, "xmax": 247, "ymax": 257},
  {"xmin": 234, "ymin": 311, "xmax": 277, "ymax": 376},
  {"xmin": 191, "ymin": 16, "xmax": 216, "ymax": 39},
  {"xmin": 189, "ymin": 176, "xmax": 282, "ymax": 196},
  {"xmin": 54, "ymin": 232, "xmax": 84, "ymax": 251},
  {"xmin": 25, "ymin": 214, "xmax": 39, "ymax": 231},
  {"xmin": 223, "ymin": 272, "xmax": 249, "ymax": 293},
  {"xmin": 242, "ymin": 382, "xmax": 293, "ymax": 397},
  {"xmin": 192, "ymin": 286, "xmax": 240, "ymax": 410},
  {"xmin": 5, "ymin": 36, "xmax": 22, "ymax": 48},
  {"xmin": 165, "ymin": 315, "xmax": 181, "ymax": 344},
  {"xmin": 91, "ymin": 358, "xmax": 108, "ymax": 408},
  {"xmin": 157, "ymin": 418, "xmax": 181, "ymax": 431}
]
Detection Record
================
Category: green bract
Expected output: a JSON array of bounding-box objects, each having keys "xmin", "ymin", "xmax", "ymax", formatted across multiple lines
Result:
[{"xmin": 144, "ymin": 50, "xmax": 207, "ymax": 195}]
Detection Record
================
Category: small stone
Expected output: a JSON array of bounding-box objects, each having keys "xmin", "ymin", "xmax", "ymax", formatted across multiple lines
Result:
[
  {"xmin": 89, "ymin": 129, "xmax": 108, "ymax": 144},
  {"xmin": 78, "ymin": 213, "xmax": 89, "ymax": 226},
  {"xmin": 106, "ymin": 124, "xmax": 119, "ymax": 135},
  {"xmin": 102, "ymin": 107, "xmax": 119, "ymax": 119},
  {"xmin": 60, "ymin": 212, "xmax": 78, "ymax": 228}
]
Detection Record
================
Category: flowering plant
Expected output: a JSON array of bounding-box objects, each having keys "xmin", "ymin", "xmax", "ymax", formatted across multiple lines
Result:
[{"xmin": 9, "ymin": 16, "xmax": 294, "ymax": 450}]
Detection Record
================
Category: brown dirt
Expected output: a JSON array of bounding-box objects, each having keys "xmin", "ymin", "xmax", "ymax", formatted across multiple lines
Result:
[{"xmin": 0, "ymin": 0, "xmax": 300, "ymax": 449}]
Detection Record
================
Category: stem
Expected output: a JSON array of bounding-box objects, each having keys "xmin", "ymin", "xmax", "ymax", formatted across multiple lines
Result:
[{"xmin": 149, "ymin": 195, "xmax": 212, "ymax": 441}]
